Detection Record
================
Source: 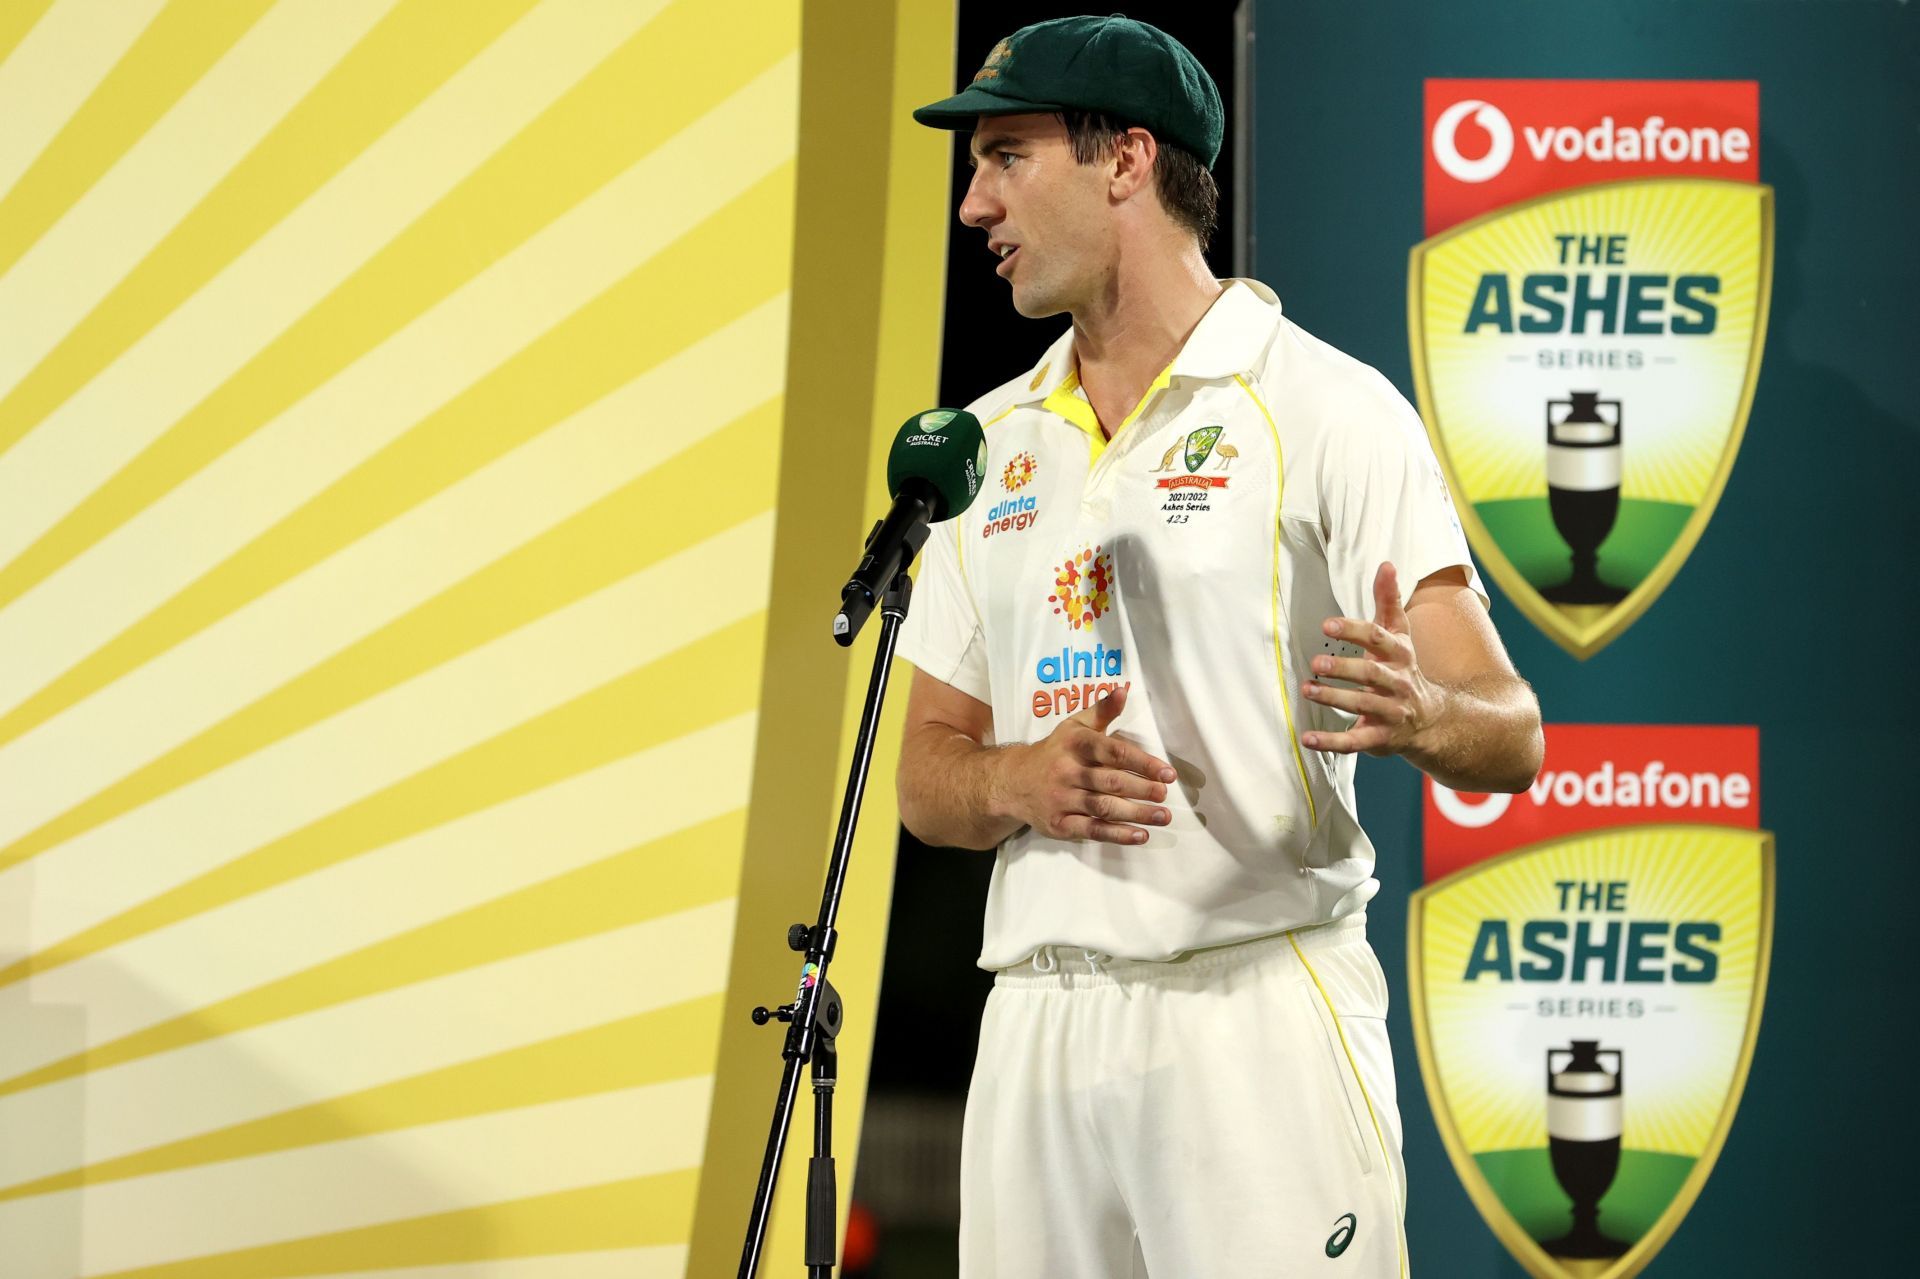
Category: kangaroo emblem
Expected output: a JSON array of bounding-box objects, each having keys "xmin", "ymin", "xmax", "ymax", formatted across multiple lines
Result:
[{"xmin": 1151, "ymin": 440, "xmax": 1182, "ymax": 471}]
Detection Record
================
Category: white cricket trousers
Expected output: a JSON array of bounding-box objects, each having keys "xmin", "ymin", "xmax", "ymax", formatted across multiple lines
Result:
[{"xmin": 959, "ymin": 916, "xmax": 1408, "ymax": 1277}]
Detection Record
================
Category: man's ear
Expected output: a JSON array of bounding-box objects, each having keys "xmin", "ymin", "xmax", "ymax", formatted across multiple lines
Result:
[{"xmin": 1109, "ymin": 127, "xmax": 1158, "ymax": 200}]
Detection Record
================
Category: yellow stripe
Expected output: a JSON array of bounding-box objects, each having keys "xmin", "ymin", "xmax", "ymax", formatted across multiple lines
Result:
[
  {"xmin": 0, "ymin": 0, "xmax": 540, "ymax": 461},
  {"xmin": 0, "ymin": 0, "xmax": 57, "ymax": 70},
  {"xmin": 0, "ymin": 162, "xmax": 793, "ymax": 761},
  {"xmin": 0, "ymin": 612, "xmax": 766, "ymax": 990},
  {"xmin": 0, "ymin": 0, "xmax": 278, "ymax": 289},
  {"xmin": 1040, "ymin": 362, "xmax": 1171, "ymax": 467},
  {"xmin": 0, "ymin": 401, "xmax": 778, "ymax": 871},
  {"xmin": 1289, "ymin": 934, "xmax": 1408, "ymax": 1279},
  {"xmin": 82, "ymin": 1170, "xmax": 699, "ymax": 1279},
  {"xmin": 1235, "ymin": 373, "xmax": 1318, "ymax": 827},
  {"xmin": 1043, "ymin": 369, "xmax": 1105, "ymax": 464},
  {"xmin": 0, "ymin": 811, "xmax": 741, "ymax": 1097},
  {"xmin": 0, "ymin": 0, "xmax": 795, "ymax": 613},
  {"xmin": 0, "ymin": 995, "xmax": 722, "ymax": 1199}
]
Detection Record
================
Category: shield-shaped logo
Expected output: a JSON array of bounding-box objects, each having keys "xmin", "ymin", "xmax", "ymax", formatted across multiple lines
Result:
[
  {"xmin": 1410, "ymin": 825, "xmax": 1774, "ymax": 1279},
  {"xmin": 1184, "ymin": 425, "xmax": 1223, "ymax": 472},
  {"xmin": 1408, "ymin": 178, "xmax": 1774, "ymax": 658}
]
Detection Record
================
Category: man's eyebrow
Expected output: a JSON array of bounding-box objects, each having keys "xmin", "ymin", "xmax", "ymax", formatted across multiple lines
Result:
[{"xmin": 966, "ymin": 133, "xmax": 1019, "ymax": 168}]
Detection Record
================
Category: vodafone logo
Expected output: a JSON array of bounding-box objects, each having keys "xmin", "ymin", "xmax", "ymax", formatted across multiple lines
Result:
[
  {"xmin": 1422, "ymin": 80, "xmax": 1761, "ymax": 237},
  {"xmin": 1422, "ymin": 725, "xmax": 1761, "ymax": 881},
  {"xmin": 1432, "ymin": 99, "xmax": 1514, "ymax": 184}
]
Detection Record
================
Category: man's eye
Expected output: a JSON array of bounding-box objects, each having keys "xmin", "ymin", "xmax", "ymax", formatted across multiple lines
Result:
[{"xmin": 999, "ymin": 152, "xmax": 1017, "ymax": 168}]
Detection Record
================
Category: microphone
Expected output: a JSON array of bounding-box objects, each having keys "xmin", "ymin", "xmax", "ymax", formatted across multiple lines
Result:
[{"xmin": 834, "ymin": 408, "xmax": 986, "ymax": 645}]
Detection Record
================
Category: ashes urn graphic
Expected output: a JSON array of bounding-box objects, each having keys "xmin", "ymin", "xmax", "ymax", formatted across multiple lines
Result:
[
  {"xmin": 1543, "ymin": 393, "xmax": 1626, "ymax": 605},
  {"xmin": 1546, "ymin": 1041, "xmax": 1627, "ymax": 1258}
]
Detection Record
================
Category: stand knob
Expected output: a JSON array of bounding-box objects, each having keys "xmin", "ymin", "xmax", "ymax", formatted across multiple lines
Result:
[{"xmin": 787, "ymin": 923, "xmax": 811, "ymax": 952}]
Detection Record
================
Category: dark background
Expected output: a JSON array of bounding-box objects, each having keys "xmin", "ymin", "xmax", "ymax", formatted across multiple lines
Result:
[{"xmin": 857, "ymin": 0, "xmax": 1920, "ymax": 1274}]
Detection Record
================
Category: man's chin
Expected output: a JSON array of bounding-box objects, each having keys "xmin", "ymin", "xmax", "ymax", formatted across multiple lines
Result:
[{"xmin": 1009, "ymin": 285, "xmax": 1068, "ymax": 320}]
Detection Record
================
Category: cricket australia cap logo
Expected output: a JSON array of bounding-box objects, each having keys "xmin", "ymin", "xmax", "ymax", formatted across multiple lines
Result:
[
  {"xmin": 973, "ymin": 38, "xmax": 1012, "ymax": 82},
  {"xmin": 1411, "ymin": 80, "xmax": 1773, "ymax": 658},
  {"xmin": 1410, "ymin": 826, "xmax": 1774, "ymax": 1279}
]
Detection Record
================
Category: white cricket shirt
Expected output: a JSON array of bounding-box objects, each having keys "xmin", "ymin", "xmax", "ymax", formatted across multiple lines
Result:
[{"xmin": 900, "ymin": 279, "xmax": 1484, "ymax": 969}]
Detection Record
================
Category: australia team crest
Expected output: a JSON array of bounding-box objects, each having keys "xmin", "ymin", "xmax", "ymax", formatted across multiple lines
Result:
[{"xmin": 1410, "ymin": 826, "xmax": 1774, "ymax": 1279}]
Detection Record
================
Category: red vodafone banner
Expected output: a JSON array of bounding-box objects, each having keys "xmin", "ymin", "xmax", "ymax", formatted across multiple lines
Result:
[
  {"xmin": 1423, "ymin": 79, "xmax": 1760, "ymax": 235},
  {"xmin": 1423, "ymin": 724, "xmax": 1759, "ymax": 880}
]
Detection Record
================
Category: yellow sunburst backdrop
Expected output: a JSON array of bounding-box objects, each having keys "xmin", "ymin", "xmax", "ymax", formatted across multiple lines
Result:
[{"xmin": 0, "ymin": 1, "xmax": 951, "ymax": 1274}]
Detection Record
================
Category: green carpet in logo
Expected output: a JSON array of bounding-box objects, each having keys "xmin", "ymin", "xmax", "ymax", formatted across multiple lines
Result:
[
  {"xmin": 1473, "ymin": 1148, "xmax": 1697, "ymax": 1247},
  {"xmin": 1475, "ymin": 498, "xmax": 1694, "ymax": 596}
]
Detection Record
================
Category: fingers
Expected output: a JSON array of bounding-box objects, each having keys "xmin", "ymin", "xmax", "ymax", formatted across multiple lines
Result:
[
  {"xmin": 1301, "ymin": 679, "xmax": 1406, "ymax": 721},
  {"xmin": 1084, "ymin": 765, "xmax": 1169, "ymax": 805},
  {"xmin": 1086, "ymin": 732, "xmax": 1179, "ymax": 783},
  {"xmin": 1040, "ymin": 789, "xmax": 1168, "ymax": 845},
  {"xmin": 1057, "ymin": 815, "xmax": 1158, "ymax": 845},
  {"xmin": 1321, "ymin": 614, "xmax": 1407, "ymax": 661},
  {"xmin": 1301, "ymin": 723, "xmax": 1394, "ymax": 755},
  {"xmin": 1373, "ymin": 561, "xmax": 1407, "ymax": 631},
  {"xmin": 1082, "ymin": 684, "xmax": 1127, "ymax": 729},
  {"xmin": 1309, "ymin": 653, "xmax": 1393, "ymax": 690}
]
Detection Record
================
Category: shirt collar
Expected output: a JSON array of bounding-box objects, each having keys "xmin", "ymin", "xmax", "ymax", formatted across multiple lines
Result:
[
  {"xmin": 1005, "ymin": 277, "xmax": 1284, "ymax": 408},
  {"xmin": 1170, "ymin": 277, "xmax": 1285, "ymax": 380}
]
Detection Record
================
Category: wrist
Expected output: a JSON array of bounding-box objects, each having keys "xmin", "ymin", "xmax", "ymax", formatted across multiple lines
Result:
[
  {"xmin": 1402, "ymin": 677, "xmax": 1454, "ymax": 763},
  {"xmin": 982, "ymin": 743, "xmax": 1026, "ymax": 826}
]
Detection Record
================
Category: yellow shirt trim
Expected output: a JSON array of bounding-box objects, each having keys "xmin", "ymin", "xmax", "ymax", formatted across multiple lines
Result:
[
  {"xmin": 1235, "ymin": 373, "xmax": 1319, "ymax": 829},
  {"xmin": 1041, "ymin": 362, "xmax": 1174, "ymax": 467}
]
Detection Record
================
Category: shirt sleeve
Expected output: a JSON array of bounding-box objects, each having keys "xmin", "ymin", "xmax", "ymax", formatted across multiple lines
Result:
[
  {"xmin": 1321, "ymin": 386, "xmax": 1488, "ymax": 622},
  {"xmin": 897, "ymin": 514, "xmax": 992, "ymax": 704}
]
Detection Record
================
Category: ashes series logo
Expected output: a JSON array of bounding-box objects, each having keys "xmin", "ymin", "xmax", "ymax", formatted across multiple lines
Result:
[
  {"xmin": 1414, "ymin": 726, "xmax": 1773, "ymax": 1279},
  {"xmin": 1411, "ymin": 81, "xmax": 1774, "ymax": 657}
]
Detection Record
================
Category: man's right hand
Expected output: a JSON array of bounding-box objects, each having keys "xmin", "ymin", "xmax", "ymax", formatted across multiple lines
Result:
[{"xmin": 995, "ymin": 686, "xmax": 1176, "ymax": 846}]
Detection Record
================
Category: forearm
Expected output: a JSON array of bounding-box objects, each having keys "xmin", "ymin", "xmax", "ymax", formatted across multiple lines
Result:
[
  {"xmin": 1404, "ymin": 672, "xmax": 1543, "ymax": 793},
  {"xmin": 897, "ymin": 725, "xmax": 1027, "ymax": 851}
]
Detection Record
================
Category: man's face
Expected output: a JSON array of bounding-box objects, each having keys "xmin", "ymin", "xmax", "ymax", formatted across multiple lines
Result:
[{"xmin": 959, "ymin": 113, "xmax": 1114, "ymax": 319}]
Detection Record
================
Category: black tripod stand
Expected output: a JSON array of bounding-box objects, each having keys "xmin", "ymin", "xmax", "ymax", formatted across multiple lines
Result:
[{"xmin": 737, "ymin": 571, "xmax": 912, "ymax": 1278}]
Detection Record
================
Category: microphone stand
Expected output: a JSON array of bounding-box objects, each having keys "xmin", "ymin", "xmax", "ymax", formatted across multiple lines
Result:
[{"xmin": 738, "ymin": 568, "xmax": 912, "ymax": 1278}]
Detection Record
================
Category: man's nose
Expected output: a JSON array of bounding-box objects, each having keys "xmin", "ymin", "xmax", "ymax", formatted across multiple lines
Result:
[{"xmin": 958, "ymin": 168, "xmax": 999, "ymax": 229}]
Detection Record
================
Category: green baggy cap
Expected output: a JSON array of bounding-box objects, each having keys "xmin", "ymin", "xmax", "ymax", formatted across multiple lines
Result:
[{"xmin": 912, "ymin": 15, "xmax": 1224, "ymax": 169}]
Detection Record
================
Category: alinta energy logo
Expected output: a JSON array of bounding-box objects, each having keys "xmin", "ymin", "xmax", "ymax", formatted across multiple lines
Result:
[
  {"xmin": 1413, "ymin": 725, "xmax": 1773, "ymax": 1279},
  {"xmin": 982, "ymin": 450, "xmax": 1040, "ymax": 540},
  {"xmin": 1048, "ymin": 544, "xmax": 1113, "ymax": 631},
  {"xmin": 1032, "ymin": 544, "xmax": 1126, "ymax": 719},
  {"xmin": 1410, "ymin": 80, "xmax": 1774, "ymax": 658},
  {"xmin": 1002, "ymin": 450, "xmax": 1037, "ymax": 491}
]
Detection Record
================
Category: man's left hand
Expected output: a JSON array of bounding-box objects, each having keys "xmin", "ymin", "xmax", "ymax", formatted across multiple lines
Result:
[{"xmin": 1300, "ymin": 562, "xmax": 1441, "ymax": 757}]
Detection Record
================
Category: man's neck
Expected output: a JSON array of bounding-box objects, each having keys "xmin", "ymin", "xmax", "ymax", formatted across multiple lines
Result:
[{"xmin": 1070, "ymin": 244, "xmax": 1226, "ymax": 432}]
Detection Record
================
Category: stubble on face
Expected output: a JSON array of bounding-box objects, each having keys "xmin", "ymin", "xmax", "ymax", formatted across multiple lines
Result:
[{"xmin": 968, "ymin": 114, "xmax": 1113, "ymax": 320}]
